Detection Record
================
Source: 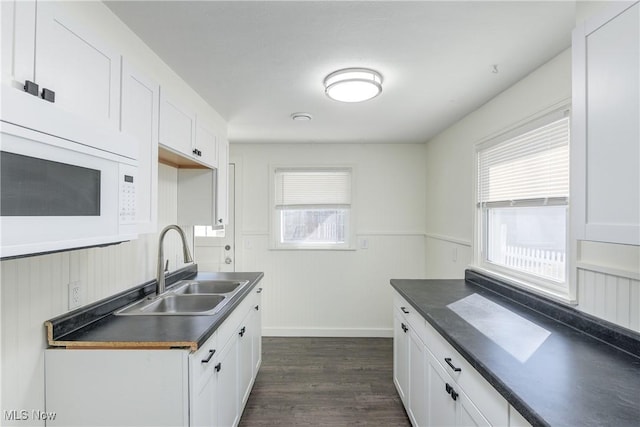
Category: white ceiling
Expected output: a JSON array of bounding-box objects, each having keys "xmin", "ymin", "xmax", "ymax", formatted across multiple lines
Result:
[{"xmin": 105, "ymin": 1, "xmax": 576, "ymax": 144}]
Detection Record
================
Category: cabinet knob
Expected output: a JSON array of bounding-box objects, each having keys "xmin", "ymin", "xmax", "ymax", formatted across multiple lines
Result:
[
  {"xmin": 239, "ymin": 326, "xmax": 246, "ymax": 337},
  {"xmin": 401, "ymin": 323, "xmax": 408, "ymax": 333},
  {"xmin": 255, "ymin": 305, "xmax": 259, "ymax": 311},
  {"xmin": 445, "ymin": 383, "xmax": 458, "ymax": 401},
  {"xmin": 218, "ymin": 218, "xmax": 223, "ymax": 223},
  {"xmin": 214, "ymin": 363, "xmax": 221, "ymax": 372},
  {"xmin": 256, "ymin": 288, "xmax": 263, "ymax": 294}
]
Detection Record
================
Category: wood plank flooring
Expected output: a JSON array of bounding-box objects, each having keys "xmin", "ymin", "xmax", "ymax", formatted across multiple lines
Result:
[{"xmin": 239, "ymin": 337, "xmax": 411, "ymax": 426}]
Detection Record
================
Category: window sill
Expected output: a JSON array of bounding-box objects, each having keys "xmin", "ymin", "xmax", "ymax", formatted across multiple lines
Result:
[{"xmin": 468, "ymin": 265, "xmax": 577, "ymax": 305}]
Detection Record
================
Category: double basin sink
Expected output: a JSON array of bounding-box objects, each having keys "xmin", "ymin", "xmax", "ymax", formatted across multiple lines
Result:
[{"xmin": 116, "ymin": 279, "xmax": 249, "ymax": 316}]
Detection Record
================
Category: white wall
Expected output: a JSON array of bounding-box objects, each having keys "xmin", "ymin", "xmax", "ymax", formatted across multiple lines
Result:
[
  {"xmin": 423, "ymin": 43, "xmax": 640, "ymax": 332},
  {"xmin": 424, "ymin": 49, "xmax": 572, "ymax": 278},
  {"xmin": 232, "ymin": 143, "xmax": 426, "ymax": 336}
]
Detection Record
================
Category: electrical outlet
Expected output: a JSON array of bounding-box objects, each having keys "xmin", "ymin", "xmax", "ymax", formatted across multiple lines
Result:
[
  {"xmin": 68, "ymin": 282, "xmax": 82, "ymax": 310},
  {"xmin": 360, "ymin": 238, "xmax": 369, "ymax": 249}
]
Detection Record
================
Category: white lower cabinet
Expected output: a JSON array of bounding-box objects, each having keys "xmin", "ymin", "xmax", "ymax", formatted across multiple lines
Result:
[
  {"xmin": 394, "ymin": 295, "xmax": 428, "ymax": 426},
  {"xmin": 393, "ymin": 291, "xmax": 515, "ymax": 427},
  {"xmin": 45, "ymin": 289, "xmax": 262, "ymax": 427},
  {"xmin": 425, "ymin": 345, "xmax": 489, "ymax": 426}
]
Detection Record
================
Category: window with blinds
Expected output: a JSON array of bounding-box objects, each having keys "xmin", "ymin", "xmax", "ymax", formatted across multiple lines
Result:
[
  {"xmin": 272, "ymin": 167, "xmax": 353, "ymax": 249},
  {"xmin": 477, "ymin": 110, "xmax": 570, "ymax": 288}
]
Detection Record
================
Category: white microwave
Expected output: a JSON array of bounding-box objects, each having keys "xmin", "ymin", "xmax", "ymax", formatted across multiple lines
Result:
[{"xmin": 0, "ymin": 121, "xmax": 138, "ymax": 259}]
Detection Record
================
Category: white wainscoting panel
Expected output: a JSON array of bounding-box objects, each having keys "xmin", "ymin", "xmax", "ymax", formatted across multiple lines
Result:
[
  {"xmin": 425, "ymin": 234, "xmax": 472, "ymax": 279},
  {"xmin": 576, "ymin": 266, "xmax": 640, "ymax": 333}
]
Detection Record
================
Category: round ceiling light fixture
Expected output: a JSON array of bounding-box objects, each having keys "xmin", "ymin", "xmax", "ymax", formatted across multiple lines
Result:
[{"xmin": 323, "ymin": 68, "xmax": 383, "ymax": 103}]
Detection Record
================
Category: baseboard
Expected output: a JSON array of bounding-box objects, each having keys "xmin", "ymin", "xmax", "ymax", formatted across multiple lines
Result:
[{"xmin": 262, "ymin": 327, "xmax": 393, "ymax": 338}]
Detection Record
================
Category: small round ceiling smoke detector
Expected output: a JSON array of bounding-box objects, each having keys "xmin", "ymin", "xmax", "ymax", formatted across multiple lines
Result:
[
  {"xmin": 324, "ymin": 68, "xmax": 383, "ymax": 103},
  {"xmin": 291, "ymin": 112, "xmax": 312, "ymax": 121}
]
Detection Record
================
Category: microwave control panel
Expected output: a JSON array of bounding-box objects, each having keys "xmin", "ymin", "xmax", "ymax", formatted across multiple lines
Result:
[{"xmin": 119, "ymin": 165, "xmax": 136, "ymax": 225}]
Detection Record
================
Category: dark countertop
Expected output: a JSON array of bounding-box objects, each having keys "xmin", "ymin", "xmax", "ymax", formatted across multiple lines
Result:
[
  {"xmin": 46, "ymin": 267, "xmax": 264, "ymax": 351},
  {"xmin": 391, "ymin": 272, "xmax": 640, "ymax": 427}
]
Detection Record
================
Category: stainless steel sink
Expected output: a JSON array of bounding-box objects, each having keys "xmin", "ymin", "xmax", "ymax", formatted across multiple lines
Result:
[
  {"xmin": 173, "ymin": 280, "xmax": 248, "ymax": 295},
  {"xmin": 116, "ymin": 294, "xmax": 227, "ymax": 316}
]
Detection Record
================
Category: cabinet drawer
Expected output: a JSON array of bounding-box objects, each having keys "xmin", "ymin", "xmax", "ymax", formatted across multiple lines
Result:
[
  {"xmin": 394, "ymin": 293, "xmax": 427, "ymax": 341},
  {"xmin": 192, "ymin": 332, "xmax": 218, "ymax": 382},
  {"xmin": 217, "ymin": 291, "xmax": 254, "ymax": 347},
  {"xmin": 424, "ymin": 320, "xmax": 509, "ymax": 426}
]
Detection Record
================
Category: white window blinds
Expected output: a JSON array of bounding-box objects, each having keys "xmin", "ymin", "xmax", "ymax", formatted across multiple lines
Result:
[
  {"xmin": 478, "ymin": 115, "xmax": 570, "ymax": 207},
  {"xmin": 274, "ymin": 168, "xmax": 352, "ymax": 209}
]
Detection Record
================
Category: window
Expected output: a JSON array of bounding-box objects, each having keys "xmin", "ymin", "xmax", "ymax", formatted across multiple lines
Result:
[
  {"xmin": 476, "ymin": 109, "xmax": 570, "ymax": 296},
  {"xmin": 194, "ymin": 226, "xmax": 224, "ymax": 237},
  {"xmin": 271, "ymin": 167, "xmax": 354, "ymax": 249}
]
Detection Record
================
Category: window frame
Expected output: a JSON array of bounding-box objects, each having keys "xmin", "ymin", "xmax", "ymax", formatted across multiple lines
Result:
[
  {"xmin": 472, "ymin": 106, "xmax": 575, "ymax": 303},
  {"xmin": 269, "ymin": 164, "xmax": 356, "ymax": 251}
]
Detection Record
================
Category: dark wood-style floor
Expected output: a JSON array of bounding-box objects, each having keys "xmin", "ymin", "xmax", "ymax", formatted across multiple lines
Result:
[{"xmin": 239, "ymin": 337, "xmax": 411, "ymax": 426}]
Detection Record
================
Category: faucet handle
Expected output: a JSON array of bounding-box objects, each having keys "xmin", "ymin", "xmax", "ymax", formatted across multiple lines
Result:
[{"xmin": 164, "ymin": 259, "xmax": 169, "ymax": 272}]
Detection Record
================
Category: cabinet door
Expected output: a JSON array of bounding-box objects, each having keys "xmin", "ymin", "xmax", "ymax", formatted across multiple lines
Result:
[
  {"xmin": 159, "ymin": 89, "xmax": 196, "ymax": 158},
  {"xmin": 408, "ymin": 329, "xmax": 427, "ymax": 426},
  {"xmin": 195, "ymin": 118, "xmax": 219, "ymax": 169},
  {"xmin": 35, "ymin": 1, "xmax": 120, "ymax": 130},
  {"xmin": 238, "ymin": 312, "xmax": 254, "ymax": 407},
  {"xmin": 121, "ymin": 60, "xmax": 159, "ymax": 234},
  {"xmin": 251, "ymin": 288, "xmax": 263, "ymax": 374},
  {"xmin": 426, "ymin": 348, "xmax": 457, "ymax": 427},
  {"xmin": 1, "ymin": 0, "xmax": 36, "ymax": 89},
  {"xmin": 572, "ymin": 2, "xmax": 640, "ymax": 245},
  {"xmin": 177, "ymin": 169, "xmax": 216, "ymax": 226},
  {"xmin": 393, "ymin": 310, "xmax": 409, "ymax": 404},
  {"xmin": 190, "ymin": 338, "xmax": 218, "ymax": 427},
  {"xmin": 216, "ymin": 336, "xmax": 239, "ymax": 427},
  {"xmin": 457, "ymin": 392, "xmax": 491, "ymax": 427},
  {"xmin": 215, "ymin": 138, "xmax": 230, "ymax": 227}
]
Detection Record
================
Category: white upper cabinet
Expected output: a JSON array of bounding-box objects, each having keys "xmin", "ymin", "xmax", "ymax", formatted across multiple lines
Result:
[
  {"xmin": 159, "ymin": 89, "xmax": 196, "ymax": 159},
  {"xmin": 1, "ymin": 0, "xmax": 36, "ymax": 88},
  {"xmin": 35, "ymin": 1, "xmax": 121, "ymax": 130},
  {"xmin": 216, "ymin": 138, "xmax": 230, "ymax": 227},
  {"xmin": 159, "ymin": 89, "xmax": 221, "ymax": 169},
  {"xmin": 121, "ymin": 60, "xmax": 159, "ymax": 234},
  {"xmin": 1, "ymin": 0, "xmax": 131, "ymax": 158},
  {"xmin": 196, "ymin": 117, "xmax": 220, "ymax": 169},
  {"xmin": 572, "ymin": 2, "xmax": 640, "ymax": 245}
]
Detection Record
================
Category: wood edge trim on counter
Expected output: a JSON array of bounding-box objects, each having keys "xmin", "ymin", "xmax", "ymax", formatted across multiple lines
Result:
[
  {"xmin": 48, "ymin": 340, "xmax": 198, "ymax": 351},
  {"xmin": 45, "ymin": 321, "xmax": 54, "ymax": 343}
]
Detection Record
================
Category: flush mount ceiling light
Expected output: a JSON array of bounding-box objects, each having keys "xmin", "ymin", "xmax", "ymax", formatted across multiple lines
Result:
[{"xmin": 323, "ymin": 68, "xmax": 383, "ymax": 103}]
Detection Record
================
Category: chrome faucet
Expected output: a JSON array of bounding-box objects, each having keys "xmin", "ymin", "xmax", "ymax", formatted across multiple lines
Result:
[{"xmin": 157, "ymin": 225, "xmax": 193, "ymax": 296}]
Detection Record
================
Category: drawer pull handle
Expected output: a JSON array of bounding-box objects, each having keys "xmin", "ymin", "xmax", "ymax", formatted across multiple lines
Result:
[
  {"xmin": 401, "ymin": 323, "xmax": 408, "ymax": 333},
  {"xmin": 445, "ymin": 357, "xmax": 461, "ymax": 372},
  {"xmin": 239, "ymin": 326, "xmax": 246, "ymax": 337},
  {"xmin": 256, "ymin": 287, "xmax": 263, "ymax": 294},
  {"xmin": 201, "ymin": 349, "xmax": 215, "ymax": 364},
  {"xmin": 401, "ymin": 307, "xmax": 410, "ymax": 314}
]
